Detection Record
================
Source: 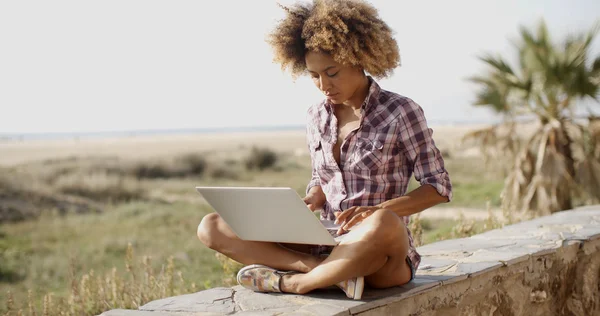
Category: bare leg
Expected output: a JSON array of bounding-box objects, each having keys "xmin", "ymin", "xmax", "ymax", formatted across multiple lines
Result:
[
  {"xmin": 280, "ymin": 209, "xmax": 412, "ymax": 294},
  {"xmin": 197, "ymin": 213, "xmax": 322, "ymax": 273}
]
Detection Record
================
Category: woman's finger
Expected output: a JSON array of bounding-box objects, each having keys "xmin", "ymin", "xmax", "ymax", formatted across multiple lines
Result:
[
  {"xmin": 335, "ymin": 206, "xmax": 356, "ymax": 224},
  {"xmin": 344, "ymin": 208, "xmax": 372, "ymax": 230}
]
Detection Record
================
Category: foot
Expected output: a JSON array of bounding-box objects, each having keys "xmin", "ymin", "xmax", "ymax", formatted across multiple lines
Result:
[
  {"xmin": 237, "ymin": 264, "xmax": 297, "ymax": 293},
  {"xmin": 336, "ymin": 276, "xmax": 364, "ymax": 300}
]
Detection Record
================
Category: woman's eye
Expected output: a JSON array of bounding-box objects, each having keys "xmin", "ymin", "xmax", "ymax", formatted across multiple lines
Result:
[{"xmin": 327, "ymin": 72, "xmax": 338, "ymax": 78}]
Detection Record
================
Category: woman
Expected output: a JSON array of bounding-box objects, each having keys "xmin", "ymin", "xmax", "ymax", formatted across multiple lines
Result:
[{"xmin": 197, "ymin": 0, "xmax": 452, "ymax": 300}]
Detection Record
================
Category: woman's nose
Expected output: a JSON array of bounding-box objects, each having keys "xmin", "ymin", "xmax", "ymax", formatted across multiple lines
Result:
[{"xmin": 319, "ymin": 76, "xmax": 331, "ymax": 92}]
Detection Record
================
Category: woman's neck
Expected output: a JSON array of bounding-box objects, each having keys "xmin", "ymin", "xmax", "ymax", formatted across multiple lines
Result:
[{"xmin": 342, "ymin": 76, "xmax": 370, "ymax": 110}]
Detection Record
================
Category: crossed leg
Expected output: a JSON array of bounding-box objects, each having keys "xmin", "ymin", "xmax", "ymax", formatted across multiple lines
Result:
[{"xmin": 197, "ymin": 209, "xmax": 412, "ymax": 293}]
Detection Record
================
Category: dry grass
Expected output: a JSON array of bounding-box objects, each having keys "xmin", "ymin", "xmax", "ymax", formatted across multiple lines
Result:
[
  {"xmin": 408, "ymin": 213, "xmax": 424, "ymax": 247},
  {"xmin": 3, "ymin": 244, "xmax": 198, "ymax": 316},
  {"xmin": 214, "ymin": 253, "xmax": 244, "ymax": 287}
]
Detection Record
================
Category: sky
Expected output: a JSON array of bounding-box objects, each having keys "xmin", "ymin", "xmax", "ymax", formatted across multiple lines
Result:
[{"xmin": 0, "ymin": 0, "xmax": 599, "ymax": 134}]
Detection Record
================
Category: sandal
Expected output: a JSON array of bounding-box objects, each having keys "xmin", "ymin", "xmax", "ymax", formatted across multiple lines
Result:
[
  {"xmin": 236, "ymin": 264, "xmax": 297, "ymax": 293},
  {"xmin": 336, "ymin": 276, "xmax": 364, "ymax": 300},
  {"xmin": 237, "ymin": 264, "xmax": 364, "ymax": 300}
]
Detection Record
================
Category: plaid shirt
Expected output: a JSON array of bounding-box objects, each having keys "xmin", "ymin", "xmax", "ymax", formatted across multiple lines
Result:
[{"xmin": 305, "ymin": 77, "xmax": 452, "ymax": 272}]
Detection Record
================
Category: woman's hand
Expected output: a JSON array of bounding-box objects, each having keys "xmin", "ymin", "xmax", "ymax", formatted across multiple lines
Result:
[
  {"xmin": 303, "ymin": 186, "xmax": 326, "ymax": 212},
  {"xmin": 334, "ymin": 206, "xmax": 381, "ymax": 234}
]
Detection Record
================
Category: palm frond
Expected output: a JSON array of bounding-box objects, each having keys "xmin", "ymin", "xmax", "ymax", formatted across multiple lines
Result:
[{"xmin": 478, "ymin": 54, "xmax": 516, "ymax": 76}]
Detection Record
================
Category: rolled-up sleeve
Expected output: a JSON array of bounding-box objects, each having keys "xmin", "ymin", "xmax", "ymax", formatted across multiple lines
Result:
[
  {"xmin": 305, "ymin": 115, "xmax": 322, "ymax": 195},
  {"xmin": 306, "ymin": 167, "xmax": 321, "ymax": 195},
  {"xmin": 398, "ymin": 99, "xmax": 452, "ymax": 201}
]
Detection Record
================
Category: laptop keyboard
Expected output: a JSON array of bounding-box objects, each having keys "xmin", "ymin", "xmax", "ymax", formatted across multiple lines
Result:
[{"xmin": 321, "ymin": 220, "xmax": 346, "ymax": 243}]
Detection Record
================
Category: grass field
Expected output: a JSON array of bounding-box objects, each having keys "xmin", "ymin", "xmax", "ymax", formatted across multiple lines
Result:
[{"xmin": 0, "ymin": 130, "xmax": 506, "ymax": 314}]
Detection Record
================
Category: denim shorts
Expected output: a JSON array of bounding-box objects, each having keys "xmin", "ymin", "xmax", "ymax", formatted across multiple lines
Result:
[{"xmin": 405, "ymin": 256, "xmax": 416, "ymax": 281}]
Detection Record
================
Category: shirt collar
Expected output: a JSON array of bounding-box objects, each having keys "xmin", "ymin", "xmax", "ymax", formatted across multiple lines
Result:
[{"xmin": 316, "ymin": 76, "xmax": 381, "ymax": 143}]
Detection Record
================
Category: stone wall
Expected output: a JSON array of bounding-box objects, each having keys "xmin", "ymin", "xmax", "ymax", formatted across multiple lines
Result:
[{"xmin": 102, "ymin": 206, "xmax": 600, "ymax": 316}]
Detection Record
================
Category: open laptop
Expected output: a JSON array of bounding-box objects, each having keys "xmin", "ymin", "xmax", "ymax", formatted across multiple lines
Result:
[{"xmin": 196, "ymin": 187, "xmax": 343, "ymax": 246}]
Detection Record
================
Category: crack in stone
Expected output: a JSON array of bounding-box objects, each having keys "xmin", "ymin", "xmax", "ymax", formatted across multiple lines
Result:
[
  {"xmin": 207, "ymin": 288, "xmax": 237, "ymax": 315},
  {"xmin": 437, "ymin": 262, "xmax": 458, "ymax": 273},
  {"xmin": 213, "ymin": 289, "xmax": 235, "ymax": 303},
  {"xmin": 231, "ymin": 288, "xmax": 238, "ymax": 314}
]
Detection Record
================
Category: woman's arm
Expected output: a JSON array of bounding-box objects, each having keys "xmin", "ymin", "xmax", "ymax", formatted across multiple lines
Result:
[
  {"xmin": 335, "ymin": 185, "xmax": 446, "ymax": 233},
  {"xmin": 377, "ymin": 184, "xmax": 448, "ymax": 217},
  {"xmin": 303, "ymin": 185, "xmax": 326, "ymax": 212}
]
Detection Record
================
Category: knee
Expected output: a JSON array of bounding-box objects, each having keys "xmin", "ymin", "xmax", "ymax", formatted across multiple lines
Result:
[
  {"xmin": 368, "ymin": 209, "xmax": 405, "ymax": 240},
  {"xmin": 197, "ymin": 213, "xmax": 223, "ymax": 249}
]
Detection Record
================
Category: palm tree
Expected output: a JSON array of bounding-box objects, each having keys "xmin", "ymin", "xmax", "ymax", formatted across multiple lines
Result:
[{"xmin": 466, "ymin": 20, "xmax": 600, "ymax": 216}]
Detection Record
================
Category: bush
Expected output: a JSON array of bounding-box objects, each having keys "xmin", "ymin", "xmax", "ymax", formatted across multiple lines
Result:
[
  {"xmin": 131, "ymin": 163, "xmax": 180, "ymax": 179},
  {"xmin": 130, "ymin": 154, "xmax": 208, "ymax": 179},
  {"xmin": 177, "ymin": 154, "xmax": 207, "ymax": 176},
  {"xmin": 0, "ymin": 171, "xmax": 101, "ymax": 222},
  {"xmin": 53, "ymin": 172, "xmax": 144, "ymax": 203},
  {"xmin": 209, "ymin": 166, "xmax": 239, "ymax": 180},
  {"xmin": 244, "ymin": 147, "xmax": 278, "ymax": 171}
]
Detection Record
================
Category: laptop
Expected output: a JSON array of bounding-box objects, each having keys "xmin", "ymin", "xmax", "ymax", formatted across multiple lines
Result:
[{"xmin": 195, "ymin": 186, "xmax": 343, "ymax": 246}]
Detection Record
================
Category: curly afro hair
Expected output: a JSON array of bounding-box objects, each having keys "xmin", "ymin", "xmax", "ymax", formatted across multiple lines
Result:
[{"xmin": 267, "ymin": 0, "xmax": 400, "ymax": 79}]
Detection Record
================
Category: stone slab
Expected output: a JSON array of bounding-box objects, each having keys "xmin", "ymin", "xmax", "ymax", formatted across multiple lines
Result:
[
  {"xmin": 139, "ymin": 288, "xmax": 236, "ymax": 314},
  {"xmin": 100, "ymin": 310, "xmax": 202, "ymax": 316},
  {"xmin": 459, "ymin": 248, "xmax": 529, "ymax": 266},
  {"xmin": 415, "ymin": 274, "xmax": 467, "ymax": 285},
  {"xmin": 416, "ymin": 257, "xmax": 459, "ymax": 274},
  {"xmin": 419, "ymin": 259, "xmax": 502, "ymax": 279},
  {"xmin": 234, "ymin": 308, "xmax": 306, "ymax": 316},
  {"xmin": 299, "ymin": 303, "xmax": 350, "ymax": 315},
  {"xmin": 287, "ymin": 289, "xmax": 363, "ymax": 310},
  {"xmin": 348, "ymin": 278, "xmax": 440, "ymax": 314},
  {"xmin": 234, "ymin": 288, "xmax": 295, "ymax": 312},
  {"xmin": 456, "ymin": 261, "xmax": 503, "ymax": 277},
  {"xmin": 417, "ymin": 238, "xmax": 517, "ymax": 256}
]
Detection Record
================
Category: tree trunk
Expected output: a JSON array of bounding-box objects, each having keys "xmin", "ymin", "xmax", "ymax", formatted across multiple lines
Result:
[{"xmin": 556, "ymin": 121, "xmax": 575, "ymax": 212}]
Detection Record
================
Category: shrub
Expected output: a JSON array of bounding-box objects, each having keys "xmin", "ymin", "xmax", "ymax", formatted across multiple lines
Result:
[
  {"xmin": 0, "ymin": 171, "xmax": 101, "ymax": 222},
  {"xmin": 131, "ymin": 163, "xmax": 179, "ymax": 179},
  {"xmin": 130, "ymin": 154, "xmax": 208, "ymax": 179},
  {"xmin": 177, "ymin": 154, "xmax": 207, "ymax": 176},
  {"xmin": 244, "ymin": 147, "xmax": 278, "ymax": 171},
  {"xmin": 53, "ymin": 172, "xmax": 144, "ymax": 203},
  {"xmin": 209, "ymin": 166, "xmax": 239, "ymax": 180}
]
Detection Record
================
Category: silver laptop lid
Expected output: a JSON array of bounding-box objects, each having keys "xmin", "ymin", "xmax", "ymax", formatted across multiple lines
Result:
[{"xmin": 196, "ymin": 187, "xmax": 336, "ymax": 246}]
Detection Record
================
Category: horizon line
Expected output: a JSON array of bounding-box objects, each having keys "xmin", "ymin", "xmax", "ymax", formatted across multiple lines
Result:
[{"xmin": 0, "ymin": 119, "xmax": 501, "ymax": 141}]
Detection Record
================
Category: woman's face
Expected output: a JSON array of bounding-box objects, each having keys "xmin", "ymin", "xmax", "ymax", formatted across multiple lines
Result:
[{"xmin": 305, "ymin": 51, "xmax": 366, "ymax": 105}]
